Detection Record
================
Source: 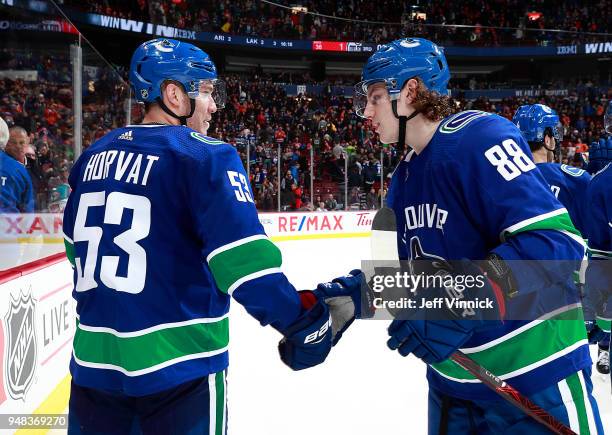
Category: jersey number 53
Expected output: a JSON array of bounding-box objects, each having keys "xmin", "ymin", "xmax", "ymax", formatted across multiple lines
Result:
[
  {"xmin": 227, "ymin": 170, "xmax": 254, "ymax": 203},
  {"xmin": 74, "ymin": 191, "xmax": 150, "ymax": 294}
]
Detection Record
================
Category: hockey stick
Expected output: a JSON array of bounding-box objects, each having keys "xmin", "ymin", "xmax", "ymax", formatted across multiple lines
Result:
[{"xmin": 370, "ymin": 207, "xmax": 577, "ymax": 435}]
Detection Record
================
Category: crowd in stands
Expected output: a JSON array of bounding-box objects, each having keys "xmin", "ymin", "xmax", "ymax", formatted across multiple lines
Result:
[
  {"xmin": 1, "ymin": 51, "xmax": 610, "ymax": 212},
  {"xmin": 0, "ymin": 48, "xmax": 128, "ymax": 212},
  {"xmin": 211, "ymin": 73, "xmax": 611, "ymax": 211},
  {"xmin": 62, "ymin": 0, "xmax": 610, "ymax": 46},
  {"xmin": 205, "ymin": 73, "xmax": 394, "ymax": 211}
]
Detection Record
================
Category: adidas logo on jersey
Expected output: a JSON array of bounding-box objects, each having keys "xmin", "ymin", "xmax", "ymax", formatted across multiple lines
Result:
[{"xmin": 118, "ymin": 130, "xmax": 134, "ymax": 141}]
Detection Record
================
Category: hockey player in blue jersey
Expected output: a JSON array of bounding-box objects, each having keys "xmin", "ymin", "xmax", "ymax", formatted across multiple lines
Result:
[
  {"xmin": 584, "ymin": 103, "xmax": 612, "ymax": 377},
  {"xmin": 62, "ymin": 38, "xmax": 366, "ymax": 435},
  {"xmin": 513, "ymin": 104, "xmax": 612, "ymax": 379},
  {"xmin": 584, "ymin": 159, "xmax": 612, "ymax": 379},
  {"xmin": 513, "ymin": 104, "xmax": 591, "ymax": 235},
  {"xmin": 355, "ymin": 38, "xmax": 603, "ymax": 434}
]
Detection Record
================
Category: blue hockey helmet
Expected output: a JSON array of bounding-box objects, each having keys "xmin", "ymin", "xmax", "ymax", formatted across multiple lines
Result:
[
  {"xmin": 513, "ymin": 104, "xmax": 562, "ymax": 143},
  {"xmin": 354, "ymin": 38, "xmax": 450, "ymax": 118},
  {"xmin": 129, "ymin": 38, "xmax": 226, "ymax": 112},
  {"xmin": 512, "ymin": 104, "xmax": 531, "ymax": 132}
]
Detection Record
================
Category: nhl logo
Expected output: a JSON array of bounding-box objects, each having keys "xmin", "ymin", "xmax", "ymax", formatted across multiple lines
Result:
[
  {"xmin": 4, "ymin": 291, "xmax": 37, "ymax": 400},
  {"xmin": 141, "ymin": 89, "xmax": 149, "ymax": 99}
]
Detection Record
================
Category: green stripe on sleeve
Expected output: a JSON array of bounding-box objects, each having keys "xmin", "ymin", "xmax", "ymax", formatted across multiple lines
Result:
[
  {"xmin": 208, "ymin": 238, "xmax": 282, "ymax": 293},
  {"xmin": 502, "ymin": 211, "xmax": 582, "ymax": 240}
]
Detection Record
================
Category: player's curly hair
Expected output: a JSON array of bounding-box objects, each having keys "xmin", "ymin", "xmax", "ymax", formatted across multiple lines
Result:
[{"xmin": 411, "ymin": 77, "xmax": 455, "ymax": 121}]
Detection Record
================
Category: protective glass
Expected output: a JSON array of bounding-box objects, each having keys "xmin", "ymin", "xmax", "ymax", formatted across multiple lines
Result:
[
  {"xmin": 605, "ymin": 100, "xmax": 612, "ymax": 134},
  {"xmin": 353, "ymin": 79, "xmax": 398, "ymax": 118},
  {"xmin": 187, "ymin": 79, "xmax": 226, "ymax": 109},
  {"xmin": 538, "ymin": 122, "xmax": 562, "ymax": 142},
  {"xmin": 552, "ymin": 121, "xmax": 563, "ymax": 141}
]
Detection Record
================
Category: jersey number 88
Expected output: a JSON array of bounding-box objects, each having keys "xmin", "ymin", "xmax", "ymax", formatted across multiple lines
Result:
[{"xmin": 484, "ymin": 138, "xmax": 536, "ymax": 181}]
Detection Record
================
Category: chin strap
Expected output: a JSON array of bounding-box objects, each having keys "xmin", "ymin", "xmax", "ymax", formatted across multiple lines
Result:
[
  {"xmin": 156, "ymin": 97, "xmax": 197, "ymax": 126},
  {"xmin": 391, "ymin": 99, "xmax": 420, "ymax": 150}
]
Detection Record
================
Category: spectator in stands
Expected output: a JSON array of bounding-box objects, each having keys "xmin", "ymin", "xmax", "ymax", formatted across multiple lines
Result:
[
  {"xmin": 5, "ymin": 126, "xmax": 29, "ymax": 165},
  {"xmin": 252, "ymin": 165, "xmax": 265, "ymax": 190},
  {"xmin": 25, "ymin": 141, "xmax": 46, "ymax": 210},
  {"xmin": 362, "ymin": 157, "xmax": 378, "ymax": 189},
  {"xmin": 324, "ymin": 193, "xmax": 338, "ymax": 211},
  {"xmin": 1, "ymin": 47, "xmax": 609, "ymax": 214},
  {"xmin": 366, "ymin": 187, "xmax": 378, "ymax": 210},
  {"xmin": 378, "ymin": 187, "xmax": 387, "ymax": 207},
  {"xmin": 575, "ymin": 137, "xmax": 588, "ymax": 154},
  {"xmin": 259, "ymin": 178, "xmax": 275, "ymax": 211},
  {"xmin": 64, "ymin": 0, "xmax": 611, "ymax": 47},
  {"xmin": 347, "ymin": 165, "xmax": 362, "ymax": 189},
  {"xmin": 348, "ymin": 187, "xmax": 361, "ymax": 209},
  {"xmin": 291, "ymin": 183, "xmax": 302, "ymax": 210},
  {"xmin": 1, "ymin": 125, "xmax": 34, "ymax": 212},
  {"xmin": 280, "ymin": 170, "xmax": 294, "ymax": 208},
  {"xmin": 332, "ymin": 142, "xmax": 344, "ymax": 160}
]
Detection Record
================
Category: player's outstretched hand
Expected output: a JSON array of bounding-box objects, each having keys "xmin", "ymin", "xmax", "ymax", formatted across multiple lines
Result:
[
  {"xmin": 385, "ymin": 251, "xmax": 510, "ymax": 363},
  {"xmin": 387, "ymin": 319, "xmax": 474, "ymax": 364},
  {"xmin": 313, "ymin": 269, "xmax": 374, "ymax": 345},
  {"xmin": 278, "ymin": 270, "xmax": 373, "ymax": 370},
  {"xmin": 278, "ymin": 293, "xmax": 332, "ymax": 371}
]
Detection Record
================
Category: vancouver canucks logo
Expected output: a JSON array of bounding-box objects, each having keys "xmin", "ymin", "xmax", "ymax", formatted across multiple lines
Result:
[
  {"xmin": 153, "ymin": 39, "xmax": 175, "ymax": 52},
  {"xmin": 190, "ymin": 132, "xmax": 225, "ymax": 145},
  {"xmin": 409, "ymin": 236, "xmax": 451, "ymax": 272},
  {"xmin": 140, "ymin": 89, "xmax": 149, "ymax": 99},
  {"xmin": 400, "ymin": 39, "xmax": 421, "ymax": 48},
  {"xmin": 4, "ymin": 290, "xmax": 37, "ymax": 400},
  {"xmin": 409, "ymin": 237, "xmax": 475, "ymax": 318},
  {"xmin": 439, "ymin": 110, "xmax": 490, "ymax": 134},
  {"xmin": 560, "ymin": 164, "xmax": 585, "ymax": 177},
  {"xmin": 189, "ymin": 81, "xmax": 197, "ymax": 92}
]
